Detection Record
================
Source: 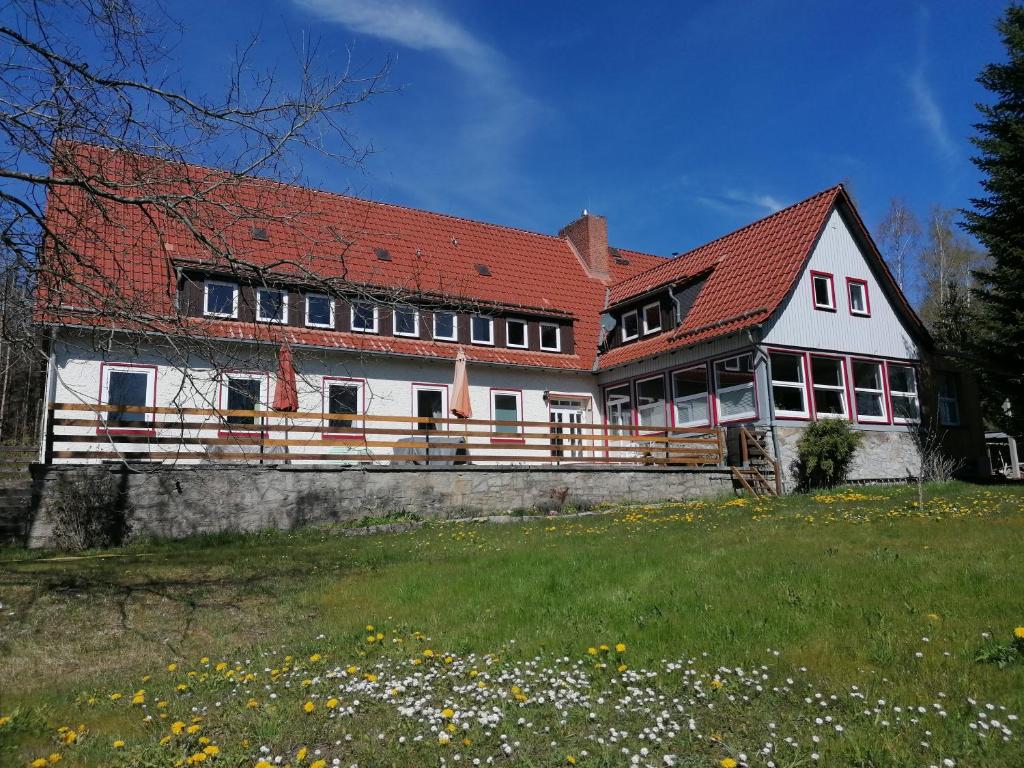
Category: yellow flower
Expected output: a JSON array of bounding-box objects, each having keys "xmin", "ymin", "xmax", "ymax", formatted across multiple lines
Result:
[
  {"xmin": 203, "ymin": 745, "xmax": 219, "ymax": 756},
  {"xmin": 365, "ymin": 673, "xmax": 378, "ymax": 683},
  {"xmin": 326, "ymin": 698, "xmax": 339, "ymax": 709},
  {"xmin": 167, "ymin": 663, "xmax": 178, "ymax": 672},
  {"xmin": 112, "ymin": 740, "xmax": 126, "ymax": 749},
  {"xmin": 720, "ymin": 759, "xmax": 738, "ymax": 768},
  {"xmin": 599, "ymin": 644, "xmax": 609, "ymax": 652},
  {"xmin": 187, "ymin": 752, "xmax": 207, "ymax": 764},
  {"xmin": 441, "ymin": 707, "xmax": 455, "ymax": 719},
  {"xmin": 256, "ymin": 762, "xmax": 273, "ymax": 768},
  {"xmin": 376, "ymin": 631, "xmax": 384, "ymax": 640},
  {"xmin": 47, "ymin": 755, "xmax": 61, "ymax": 764},
  {"xmin": 198, "ymin": 737, "xmax": 210, "ymax": 745},
  {"xmin": 171, "ymin": 721, "xmax": 186, "ymax": 735},
  {"xmin": 215, "ymin": 662, "xmax": 227, "ymax": 672},
  {"xmin": 32, "ymin": 759, "xmax": 49, "ymax": 768},
  {"xmin": 131, "ymin": 693, "xmax": 145, "ymax": 706},
  {"xmin": 1015, "ymin": 626, "xmax": 1024, "ymax": 639},
  {"xmin": 109, "ymin": 693, "xmax": 122, "ymax": 701},
  {"xmin": 617, "ymin": 664, "xmax": 628, "ymax": 673},
  {"xmin": 60, "ymin": 731, "xmax": 77, "ymax": 745},
  {"xmin": 345, "ymin": 666, "xmax": 358, "ymax": 675},
  {"xmin": 160, "ymin": 736, "xmax": 172, "ymax": 746},
  {"xmin": 566, "ymin": 756, "xmax": 577, "ymax": 765},
  {"xmin": 615, "ymin": 642, "xmax": 627, "ymax": 653},
  {"xmin": 156, "ymin": 700, "xmax": 168, "ymax": 709},
  {"xmin": 303, "ymin": 701, "xmax": 315, "ymax": 714},
  {"xmin": 309, "ymin": 653, "xmax": 322, "ymax": 662},
  {"xmin": 186, "ymin": 725, "xmax": 201, "ymax": 735},
  {"xmin": 176, "ymin": 684, "xmax": 188, "ymax": 692},
  {"xmin": 710, "ymin": 679, "xmax": 724, "ymax": 690},
  {"xmin": 0, "ymin": 716, "xmax": 10, "ymax": 727},
  {"xmin": 366, "ymin": 635, "xmax": 376, "ymax": 644},
  {"xmin": 199, "ymin": 657, "xmax": 210, "ymax": 664},
  {"xmin": 423, "ymin": 649, "xmax": 435, "ymax": 657},
  {"xmin": 311, "ymin": 761, "xmax": 327, "ymax": 768},
  {"xmin": 586, "ymin": 647, "xmax": 597, "ymax": 656},
  {"xmin": 296, "ymin": 747, "xmax": 308, "ymax": 762}
]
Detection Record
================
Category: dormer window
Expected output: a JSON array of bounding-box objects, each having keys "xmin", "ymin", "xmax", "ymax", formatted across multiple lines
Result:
[
  {"xmin": 539, "ymin": 322, "xmax": 561, "ymax": 352},
  {"xmin": 811, "ymin": 271, "xmax": 836, "ymax": 311},
  {"xmin": 394, "ymin": 305, "xmax": 419, "ymax": 337},
  {"xmin": 204, "ymin": 280, "xmax": 238, "ymax": 319},
  {"xmin": 433, "ymin": 311, "xmax": 457, "ymax": 341},
  {"xmin": 470, "ymin": 314, "xmax": 494, "ymax": 345},
  {"xmin": 350, "ymin": 302, "xmax": 378, "ymax": 333},
  {"xmin": 255, "ymin": 288, "xmax": 288, "ymax": 324},
  {"xmin": 642, "ymin": 302, "xmax": 661, "ymax": 335},
  {"xmin": 506, "ymin": 318, "xmax": 528, "ymax": 348},
  {"xmin": 621, "ymin": 310, "xmax": 639, "ymax": 341},
  {"xmin": 305, "ymin": 294, "xmax": 334, "ymax": 328}
]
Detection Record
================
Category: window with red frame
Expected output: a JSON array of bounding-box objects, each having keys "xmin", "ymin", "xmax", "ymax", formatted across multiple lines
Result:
[
  {"xmin": 847, "ymin": 279, "xmax": 870, "ymax": 316},
  {"xmin": 811, "ymin": 272, "xmax": 835, "ymax": 311}
]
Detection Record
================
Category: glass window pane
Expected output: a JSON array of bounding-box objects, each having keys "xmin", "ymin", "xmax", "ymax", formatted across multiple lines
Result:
[
  {"xmin": 328, "ymin": 384, "xmax": 358, "ymax": 429},
  {"xmin": 814, "ymin": 275, "xmax": 832, "ymax": 307},
  {"xmin": 472, "ymin": 315, "xmax": 492, "ymax": 342},
  {"xmin": 258, "ymin": 289, "xmax": 285, "ymax": 321},
  {"xmin": 395, "ymin": 306, "xmax": 417, "ymax": 335},
  {"xmin": 853, "ymin": 361, "xmax": 882, "ymax": 390},
  {"xmin": 352, "ymin": 303, "xmax": 376, "ymax": 330},
  {"xmin": 636, "ymin": 377, "xmax": 666, "ymax": 427},
  {"xmin": 605, "ymin": 385, "xmax": 632, "ymax": 427},
  {"xmin": 773, "ymin": 386, "xmax": 805, "ymax": 414},
  {"xmin": 107, "ymin": 371, "xmax": 148, "ymax": 422},
  {"xmin": 493, "ymin": 394, "xmax": 519, "ymax": 432},
  {"xmin": 307, "ymin": 295, "xmax": 332, "ymax": 326},
  {"xmin": 771, "ymin": 353, "xmax": 803, "ymax": 383},
  {"xmin": 507, "ymin": 320, "xmax": 526, "ymax": 347},
  {"xmin": 416, "ymin": 389, "xmax": 443, "ymax": 430},
  {"xmin": 673, "ymin": 367, "xmax": 707, "ymax": 398},
  {"xmin": 540, "ymin": 324, "xmax": 559, "ymax": 350},
  {"xmin": 850, "ymin": 283, "xmax": 867, "ymax": 313},
  {"xmin": 893, "ymin": 394, "xmax": 920, "ymax": 421},
  {"xmin": 811, "ymin": 357, "xmax": 843, "ymax": 387},
  {"xmin": 855, "ymin": 391, "xmax": 884, "ymax": 418},
  {"xmin": 206, "ymin": 283, "xmax": 235, "ymax": 315},
  {"xmin": 719, "ymin": 385, "xmax": 755, "ymax": 418},
  {"xmin": 226, "ymin": 378, "xmax": 260, "ymax": 425},
  {"xmin": 814, "ymin": 388, "xmax": 845, "ymax": 415},
  {"xmin": 622, "ymin": 311, "xmax": 639, "ymax": 339},
  {"xmin": 675, "ymin": 397, "xmax": 709, "ymax": 426},
  {"xmin": 888, "ymin": 365, "xmax": 916, "ymax": 394},
  {"xmin": 643, "ymin": 304, "xmax": 661, "ymax": 332},
  {"xmin": 434, "ymin": 311, "xmax": 455, "ymax": 339}
]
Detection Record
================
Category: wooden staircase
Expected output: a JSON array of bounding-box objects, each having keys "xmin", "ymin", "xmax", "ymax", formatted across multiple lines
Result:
[
  {"xmin": 731, "ymin": 427, "xmax": 782, "ymax": 498},
  {"xmin": 0, "ymin": 445, "xmax": 37, "ymax": 545}
]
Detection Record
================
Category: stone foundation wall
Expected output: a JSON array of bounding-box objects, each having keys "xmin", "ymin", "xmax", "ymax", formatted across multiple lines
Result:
[
  {"xmin": 773, "ymin": 426, "xmax": 919, "ymax": 489},
  {"xmin": 25, "ymin": 464, "xmax": 735, "ymax": 548}
]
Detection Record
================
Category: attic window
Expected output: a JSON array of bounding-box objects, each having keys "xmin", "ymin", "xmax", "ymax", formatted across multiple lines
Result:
[
  {"xmin": 375, "ymin": 248, "xmax": 392, "ymax": 262},
  {"xmin": 474, "ymin": 263, "xmax": 491, "ymax": 276},
  {"xmin": 250, "ymin": 227, "xmax": 269, "ymax": 241}
]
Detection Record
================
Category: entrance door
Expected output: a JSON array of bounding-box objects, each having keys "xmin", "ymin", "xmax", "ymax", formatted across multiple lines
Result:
[{"xmin": 550, "ymin": 398, "xmax": 586, "ymax": 459}]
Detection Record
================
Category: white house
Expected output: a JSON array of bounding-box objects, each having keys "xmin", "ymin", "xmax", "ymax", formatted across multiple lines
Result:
[{"xmin": 37, "ymin": 143, "xmax": 984, "ymax": 484}]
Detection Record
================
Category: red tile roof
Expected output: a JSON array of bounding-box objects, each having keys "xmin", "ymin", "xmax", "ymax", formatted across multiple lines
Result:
[{"xmin": 41, "ymin": 143, "xmax": 922, "ymax": 375}]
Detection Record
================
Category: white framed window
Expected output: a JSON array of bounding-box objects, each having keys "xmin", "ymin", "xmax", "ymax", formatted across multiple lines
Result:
[
  {"xmin": 412, "ymin": 384, "xmax": 448, "ymax": 431},
  {"xmin": 506, "ymin": 318, "xmax": 528, "ymax": 348},
  {"xmin": 810, "ymin": 271, "xmax": 836, "ymax": 311},
  {"xmin": 305, "ymin": 294, "xmax": 335, "ymax": 328},
  {"xmin": 539, "ymin": 322, "xmax": 561, "ymax": 352},
  {"xmin": 432, "ymin": 310, "xmax": 457, "ymax": 341},
  {"xmin": 204, "ymin": 280, "xmax": 238, "ymax": 318},
  {"xmin": 323, "ymin": 378, "xmax": 364, "ymax": 434},
  {"xmin": 770, "ymin": 351, "xmax": 809, "ymax": 418},
  {"xmin": 714, "ymin": 354, "xmax": 756, "ymax": 422},
  {"xmin": 671, "ymin": 365, "xmax": 710, "ymax": 427},
  {"xmin": 393, "ymin": 305, "xmax": 419, "ymax": 337},
  {"xmin": 621, "ymin": 310, "xmax": 640, "ymax": 341},
  {"xmin": 221, "ymin": 374, "xmax": 264, "ymax": 428},
  {"xmin": 810, "ymin": 356, "xmax": 848, "ymax": 418},
  {"xmin": 635, "ymin": 375, "xmax": 667, "ymax": 428},
  {"xmin": 470, "ymin": 314, "xmax": 494, "ymax": 345},
  {"xmin": 350, "ymin": 302, "xmax": 378, "ymax": 333},
  {"xmin": 852, "ymin": 360, "xmax": 887, "ymax": 423},
  {"xmin": 847, "ymin": 278, "xmax": 870, "ymax": 317},
  {"xmin": 642, "ymin": 302, "xmax": 662, "ymax": 335},
  {"xmin": 490, "ymin": 389, "xmax": 522, "ymax": 438},
  {"xmin": 604, "ymin": 383, "xmax": 633, "ymax": 433},
  {"xmin": 938, "ymin": 373, "xmax": 960, "ymax": 427},
  {"xmin": 888, "ymin": 363, "xmax": 920, "ymax": 423},
  {"xmin": 101, "ymin": 363, "xmax": 156, "ymax": 427},
  {"xmin": 255, "ymin": 287, "xmax": 288, "ymax": 324}
]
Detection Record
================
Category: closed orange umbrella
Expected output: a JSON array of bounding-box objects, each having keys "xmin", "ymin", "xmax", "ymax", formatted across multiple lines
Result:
[
  {"xmin": 273, "ymin": 344, "xmax": 299, "ymax": 412},
  {"xmin": 450, "ymin": 348, "xmax": 472, "ymax": 419}
]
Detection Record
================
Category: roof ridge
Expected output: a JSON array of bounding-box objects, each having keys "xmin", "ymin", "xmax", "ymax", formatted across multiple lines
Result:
[
  {"xmin": 609, "ymin": 184, "xmax": 844, "ymax": 291},
  {"xmin": 60, "ymin": 140, "xmax": 581, "ymax": 246}
]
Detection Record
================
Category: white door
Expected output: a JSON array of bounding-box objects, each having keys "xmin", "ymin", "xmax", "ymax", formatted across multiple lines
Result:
[{"xmin": 550, "ymin": 399, "xmax": 586, "ymax": 459}]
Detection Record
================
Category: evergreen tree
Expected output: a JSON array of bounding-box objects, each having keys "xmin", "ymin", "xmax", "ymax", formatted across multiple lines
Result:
[
  {"xmin": 932, "ymin": 281, "xmax": 974, "ymax": 359},
  {"xmin": 963, "ymin": 4, "xmax": 1024, "ymax": 439}
]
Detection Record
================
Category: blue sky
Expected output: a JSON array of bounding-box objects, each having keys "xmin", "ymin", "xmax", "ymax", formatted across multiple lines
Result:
[{"xmin": 167, "ymin": 1, "xmax": 1002, "ymax": 258}]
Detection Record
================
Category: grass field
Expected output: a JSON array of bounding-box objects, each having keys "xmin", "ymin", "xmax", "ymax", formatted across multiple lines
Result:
[{"xmin": 1, "ymin": 482, "xmax": 1023, "ymax": 767}]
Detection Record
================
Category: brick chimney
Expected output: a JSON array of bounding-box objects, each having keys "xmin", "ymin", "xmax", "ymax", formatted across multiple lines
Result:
[{"xmin": 560, "ymin": 210, "xmax": 610, "ymax": 282}]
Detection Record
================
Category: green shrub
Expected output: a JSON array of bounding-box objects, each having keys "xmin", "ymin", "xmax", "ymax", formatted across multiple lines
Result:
[{"xmin": 792, "ymin": 420, "xmax": 862, "ymax": 491}]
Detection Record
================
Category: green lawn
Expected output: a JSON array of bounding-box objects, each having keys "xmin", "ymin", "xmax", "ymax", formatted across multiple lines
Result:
[{"xmin": 1, "ymin": 482, "xmax": 1023, "ymax": 767}]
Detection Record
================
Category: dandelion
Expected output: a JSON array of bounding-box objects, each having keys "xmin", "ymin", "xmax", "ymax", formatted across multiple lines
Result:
[
  {"xmin": 112, "ymin": 740, "xmax": 125, "ymax": 749},
  {"xmin": 566, "ymin": 757, "xmax": 577, "ymax": 765},
  {"xmin": 586, "ymin": 647, "xmax": 598, "ymax": 656},
  {"xmin": 167, "ymin": 663, "xmax": 178, "ymax": 672},
  {"xmin": 0, "ymin": 715, "xmax": 10, "ymax": 727},
  {"xmin": 423, "ymin": 649, "xmax": 435, "ymax": 657},
  {"xmin": 246, "ymin": 698, "xmax": 259, "ymax": 709},
  {"xmin": 720, "ymin": 759, "xmax": 738, "ymax": 768},
  {"xmin": 311, "ymin": 761, "xmax": 327, "ymax": 768},
  {"xmin": 442, "ymin": 708, "xmax": 455, "ymax": 719},
  {"xmin": 326, "ymin": 698, "xmax": 339, "ymax": 709},
  {"xmin": 303, "ymin": 701, "xmax": 315, "ymax": 713},
  {"xmin": 171, "ymin": 721, "xmax": 186, "ymax": 735},
  {"xmin": 108, "ymin": 692, "xmax": 122, "ymax": 701},
  {"xmin": 187, "ymin": 724, "xmax": 201, "ymax": 735},
  {"xmin": 47, "ymin": 755, "xmax": 61, "ymax": 764},
  {"xmin": 1015, "ymin": 627, "xmax": 1024, "ymax": 639},
  {"xmin": 615, "ymin": 642, "xmax": 627, "ymax": 653},
  {"xmin": 31, "ymin": 759, "xmax": 48, "ymax": 768},
  {"xmin": 309, "ymin": 653, "xmax": 322, "ymax": 663},
  {"xmin": 296, "ymin": 746, "xmax": 308, "ymax": 762},
  {"xmin": 256, "ymin": 762, "xmax": 273, "ymax": 768}
]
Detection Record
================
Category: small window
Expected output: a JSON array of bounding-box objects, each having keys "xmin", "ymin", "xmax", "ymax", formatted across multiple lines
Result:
[
  {"xmin": 506, "ymin": 318, "xmax": 528, "ymax": 349},
  {"xmin": 394, "ymin": 305, "xmax": 419, "ymax": 337},
  {"xmin": 491, "ymin": 390, "xmax": 522, "ymax": 437},
  {"xmin": 413, "ymin": 386, "xmax": 447, "ymax": 431},
  {"xmin": 325, "ymin": 380, "xmax": 363, "ymax": 432},
  {"xmin": 847, "ymin": 278, "xmax": 870, "ymax": 316},
  {"xmin": 471, "ymin": 314, "xmax": 494, "ymax": 345},
  {"xmin": 714, "ymin": 354, "xmax": 756, "ymax": 422},
  {"xmin": 635, "ymin": 375, "xmax": 667, "ymax": 428},
  {"xmin": 810, "ymin": 356, "xmax": 848, "ymax": 418},
  {"xmin": 671, "ymin": 365, "xmax": 709, "ymax": 427},
  {"xmin": 224, "ymin": 376, "xmax": 262, "ymax": 426},
  {"xmin": 852, "ymin": 360, "xmax": 887, "ymax": 423},
  {"xmin": 256, "ymin": 288, "xmax": 288, "ymax": 323},
  {"xmin": 433, "ymin": 311, "xmax": 457, "ymax": 341},
  {"xmin": 351, "ymin": 302, "xmax": 378, "ymax": 333},
  {"xmin": 938, "ymin": 373, "xmax": 960, "ymax": 427},
  {"xmin": 889, "ymin": 364, "xmax": 920, "ymax": 423},
  {"xmin": 770, "ymin": 352, "xmax": 808, "ymax": 418},
  {"xmin": 204, "ymin": 280, "xmax": 238, "ymax": 318},
  {"xmin": 102, "ymin": 365, "xmax": 154, "ymax": 426},
  {"xmin": 604, "ymin": 383, "xmax": 633, "ymax": 433},
  {"xmin": 305, "ymin": 294, "xmax": 334, "ymax": 328},
  {"xmin": 811, "ymin": 272, "xmax": 836, "ymax": 311},
  {"xmin": 621, "ymin": 310, "xmax": 640, "ymax": 341},
  {"xmin": 642, "ymin": 302, "xmax": 662, "ymax": 335},
  {"xmin": 539, "ymin": 322, "xmax": 561, "ymax": 352}
]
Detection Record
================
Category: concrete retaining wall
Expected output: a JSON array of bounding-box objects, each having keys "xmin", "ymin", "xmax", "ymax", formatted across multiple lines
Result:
[
  {"xmin": 26, "ymin": 464, "xmax": 735, "ymax": 547},
  {"xmin": 773, "ymin": 426, "xmax": 919, "ymax": 488}
]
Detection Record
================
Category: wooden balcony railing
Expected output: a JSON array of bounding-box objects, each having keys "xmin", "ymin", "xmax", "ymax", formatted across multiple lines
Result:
[{"xmin": 44, "ymin": 403, "xmax": 725, "ymax": 468}]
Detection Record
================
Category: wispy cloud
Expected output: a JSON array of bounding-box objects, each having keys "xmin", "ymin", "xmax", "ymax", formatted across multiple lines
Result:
[
  {"xmin": 293, "ymin": 0, "xmax": 543, "ymax": 217},
  {"xmin": 908, "ymin": 7, "xmax": 957, "ymax": 160},
  {"xmin": 696, "ymin": 188, "xmax": 784, "ymax": 216}
]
